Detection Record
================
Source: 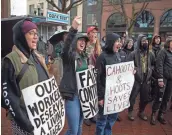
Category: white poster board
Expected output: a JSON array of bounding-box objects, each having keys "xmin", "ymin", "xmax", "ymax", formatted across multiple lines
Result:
[
  {"xmin": 104, "ymin": 61, "xmax": 135, "ymax": 115},
  {"xmin": 22, "ymin": 76, "xmax": 65, "ymax": 135},
  {"xmin": 76, "ymin": 68, "xmax": 99, "ymax": 119}
]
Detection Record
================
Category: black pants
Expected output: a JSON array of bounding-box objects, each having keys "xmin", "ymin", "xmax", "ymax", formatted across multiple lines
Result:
[
  {"xmin": 150, "ymin": 78, "xmax": 157, "ymax": 101},
  {"xmin": 152, "ymin": 79, "xmax": 172, "ymax": 113},
  {"xmin": 128, "ymin": 80, "xmax": 151, "ymax": 112}
]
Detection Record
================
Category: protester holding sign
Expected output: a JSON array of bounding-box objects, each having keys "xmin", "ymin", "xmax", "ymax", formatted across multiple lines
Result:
[
  {"xmin": 95, "ymin": 33, "xmax": 123, "ymax": 135},
  {"xmin": 59, "ymin": 16, "xmax": 89, "ymax": 135},
  {"xmin": 1, "ymin": 19, "xmax": 49, "ymax": 134},
  {"xmin": 128, "ymin": 35, "xmax": 155, "ymax": 121}
]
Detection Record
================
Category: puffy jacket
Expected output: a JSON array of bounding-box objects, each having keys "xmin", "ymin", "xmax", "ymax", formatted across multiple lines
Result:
[
  {"xmin": 156, "ymin": 38, "xmax": 172, "ymax": 81},
  {"xmin": 59, "ymin": 27, "xmax": 89, "ymax": 100},
  {"xmin": 128, "ymin": 35, "xmax": 155, "ymax": 83},
  {"xmin": 96, "ymin": 33, "xmax": 121, "ymax": 101}
]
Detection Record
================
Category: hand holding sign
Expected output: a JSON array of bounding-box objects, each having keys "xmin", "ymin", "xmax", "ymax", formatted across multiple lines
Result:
[{"xmin": 72, "ymin": 16, "xmax": 81, "ymax": 30}]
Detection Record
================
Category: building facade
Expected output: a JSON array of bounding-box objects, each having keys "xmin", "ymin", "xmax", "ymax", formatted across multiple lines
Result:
[
  {"xmin": 27, "ymin": 0, "xmax": 84, "ymax": 41},
  {"xmin": 82, "ymin": 0, "xmax": 102, "ymax": 35},
  {"xmin": 1, "ymin": 0, "xmax": 11, "ymax": 18},
  {"xmin": 101, "ymin": 0, "xmax": 172, "ymax": 41}
]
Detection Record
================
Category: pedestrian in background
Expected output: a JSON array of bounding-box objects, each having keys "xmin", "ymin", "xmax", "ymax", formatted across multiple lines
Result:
[
  {"xmin": 151, "ymin": 37, "xmax": 172, "ymax": 125},
  {"xmin": 149, "ymin": 35, "xmax": 163, "ymax": 102},
  {"xmin": 128, "ymin": 35, "xmax": 155, "ymax": 121}
]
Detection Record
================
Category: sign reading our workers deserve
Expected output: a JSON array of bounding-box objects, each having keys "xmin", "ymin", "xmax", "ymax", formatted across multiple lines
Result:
[
  {"xmin": 104, "ymin": 61, "xmax": 135, "ymax": 115},
  {"xmin": 46, "ymin": 10, "xmax": 69, "ymax": 24},
  {"xmin": 76, "ymin": 68, "xmax": 99, "ymax": 119},
  {"xmin": 22, "ymin": 76, "xmax": 65, "ymax": 135}
]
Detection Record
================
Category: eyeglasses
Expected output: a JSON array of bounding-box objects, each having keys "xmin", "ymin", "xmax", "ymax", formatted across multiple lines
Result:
[{"xmin": 28, "ymin": 31, "xmax": 39, "ymax": 37}]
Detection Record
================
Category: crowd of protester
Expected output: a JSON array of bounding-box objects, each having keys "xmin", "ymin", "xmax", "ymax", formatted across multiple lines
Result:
[{"xmin": 1, "ymin": 16, "xmax": 172, "ymax": 135}]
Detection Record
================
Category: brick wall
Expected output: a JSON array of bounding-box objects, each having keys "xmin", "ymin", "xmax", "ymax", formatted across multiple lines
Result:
[{"xmin": 1, "ymin": 108, "xmax": 12, "ymax": 135}]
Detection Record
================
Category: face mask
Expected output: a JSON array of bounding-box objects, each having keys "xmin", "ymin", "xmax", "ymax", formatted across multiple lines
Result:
[{"xmin": 142, "ymin": 43, "xmax": 148, "ymax": 50}]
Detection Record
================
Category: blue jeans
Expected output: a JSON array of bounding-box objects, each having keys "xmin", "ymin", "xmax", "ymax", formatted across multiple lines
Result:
[
  {"xmin": 96, "ymin": 105, "xmax": 118, "ymax": 135},
  {"xmin": 65, "ymin": 95, "xmax": 83, "ymax": 135}
]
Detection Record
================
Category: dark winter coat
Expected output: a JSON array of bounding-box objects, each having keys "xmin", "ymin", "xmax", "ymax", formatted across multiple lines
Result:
[
  {"xmin": 151, "ymin": 35, "xmax": 162, "ymax": 59},
  {"xmin": 59, "ymin": 27, "xmax": 89, "ymax": 100},
  {"xmin": 96, "ymin": 33, "xmax": 121, "ymax": 101},
  {"xmin": 156, "ymin": 38, "xmax": 172, "ymax": 81},
  {"xmin": 128, "ymin": 35, "xmax": 155, "ymax": 83}
]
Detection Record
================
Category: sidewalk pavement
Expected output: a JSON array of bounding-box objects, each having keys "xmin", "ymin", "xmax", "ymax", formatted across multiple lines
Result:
[
  {"xmin": 1, "ymin": 101, "xmax": 172, "ymax": 135},
  {"xmin": 60, "ymin": 103, "xmax": 172, "ymax": 135}
]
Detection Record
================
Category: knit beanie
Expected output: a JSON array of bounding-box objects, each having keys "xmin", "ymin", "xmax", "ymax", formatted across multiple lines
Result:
[{"xmin": 22, "ymin": 20, "xmax": 37, "ymax": 34}]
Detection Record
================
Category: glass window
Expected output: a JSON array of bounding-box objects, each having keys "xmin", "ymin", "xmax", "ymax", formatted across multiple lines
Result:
[
  {"xmin": 87, "ymin": 0, "xmax": 97, "ymax": 6},
  {"xmin": 107, "ymin": 13, "xmax": 126, "ymax": 28},
  {"xmin": 29, "ymin": 4, "xmax": 34, "ymax": 15},
  {"xmin": 39, "ymin": 3, "xmax": 44, "ymax": 9},
  {"xmin": 87, "ymin": 14, "xmax": 98, "ymax": 25},
  {"xmin": 135, "ymin": 10, "xmax": 154, "ymax": 28},
  {"xmin": 160, "ymin": 9, "xmax": 172, "ymax": 27}
]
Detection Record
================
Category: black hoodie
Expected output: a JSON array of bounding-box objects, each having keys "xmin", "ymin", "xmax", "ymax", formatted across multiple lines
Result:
[
  {"xmin": 13, "ymin": 18, "xmax": 32, "ymax": 58},
  {"xmin": 59, "ymin": 28, "xmax": 89, "ymax": 100},
  {"xmin": 1, "ymin": 19, "xmax": 49, "ymax": 133},
  {"xmin": 95, "ymin": 33, "xmax": 121, "ymax": 101}
]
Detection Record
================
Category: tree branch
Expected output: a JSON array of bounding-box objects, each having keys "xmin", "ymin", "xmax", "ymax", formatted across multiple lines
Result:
[
  {"xmin": 65, "ymin": 0, "xmax": 83, "ymax": 12},
  {"xmin": 46, "ymin": 0, "xmax": 61, "ymax": 11},
  {"xmin": 71, "ymin": 0, "xmax": 87, "ymax": 9}
]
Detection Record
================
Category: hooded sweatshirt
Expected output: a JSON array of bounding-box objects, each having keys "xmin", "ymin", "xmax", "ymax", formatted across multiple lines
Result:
[
  {"xmin": 123, "ymin": 38, "xmax": 134, "ymax": 56},
  {"xmin": 96, "ymin": 33, "xmax": 121, "ymax": 101},
  {"xmin": 128, "ymin": 35, "xmax": 155, "ymax": 83},
  {"xmin": 151, "ymin": 35, "xmax": 162, "ymax": 59},
  {"xmin": 1, "ymin": 19, "xmax": 49, "ymax": 132},
  {"xmin": 59, "ymin": 29, "xmax": 89, "ymax": 100}
]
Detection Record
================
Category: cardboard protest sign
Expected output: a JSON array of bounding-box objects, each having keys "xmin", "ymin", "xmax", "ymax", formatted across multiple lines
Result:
[
  {"xmin": 22, "ymin": 76, "xmax": 65, "ymax": 135},
  {"xmin": 76, "ymin": 68, "xmax": 99, "ymax": 119},
  {"xmin": 104, "ymin": 61, "xmax": 135, "ymax": 115}
]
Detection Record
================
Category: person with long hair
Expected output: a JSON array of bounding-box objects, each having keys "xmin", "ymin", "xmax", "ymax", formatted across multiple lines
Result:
[
  {"xmin": 150, "ymin": 37, "xmax": 172, "ymax": 125},
  {"xmin": 59, "ymin": 17, "xmax": 90, "ymax": 135},
  {"xmin": 84, "ymin": 26, "xmax": 102, "ymax": 126}
]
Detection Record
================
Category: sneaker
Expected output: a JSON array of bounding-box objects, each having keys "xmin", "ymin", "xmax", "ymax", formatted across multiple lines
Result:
[
  {"xmin": 128, "ymin": 111, "xmax": 134, "ymax": 121},
  {"xmin": 150, "ymin": 112, "xmax": 157, "ymax": 125},
  {"xmin": 158, "ymin": 113, "xmax": 167, "ymax": 125},
  {"xmin": 138, "ymin": 112, "xmax": 148, "ymax": 121}
]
